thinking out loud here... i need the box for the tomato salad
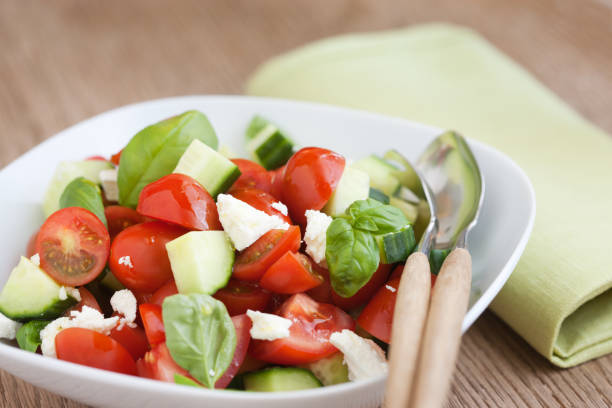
[0,111,436,391]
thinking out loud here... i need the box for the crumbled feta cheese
[304,210,333,265]
[40,306,119,358]
[385,284,397,293]
[217,194,289,251]
[0,313,22,340]
[30,253,40,266]
[247,310,292,341]
[118,255,133,268]
[330,329,388,381]
[58,286,81,302]
[99,168,119,202]
[271,201,288,216]
[110,289,137,330]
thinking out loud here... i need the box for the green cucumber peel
[163,294,236,388]
[118,111,218,208]
[59,177,107,226]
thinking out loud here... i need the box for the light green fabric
[246,24,612,367]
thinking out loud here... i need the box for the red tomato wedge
[139,303,165,346]
[109,325,149,361]
[230,188,292,224]
[150,280,178,306]
[282,147,345,227]
[35,207,110,286]
[332,263,392,311]
[137,174,221,231]
[228,159,273,195]
[268,165,286,201]
[105,206,146,240]
[56,328,137,375]
[250,293,354,365]
[356,277,400,343]
[215,314,252,389]
[109,221,186,293]
[233,225,301,281]
[213,279,271,316]
[260,252,323,294]
[64,287,101,316]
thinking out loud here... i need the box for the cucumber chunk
[246,123,294,170]
[59,177,107,226]
[166,231,234,295]
[389,197,418,224]
[368,187,390,204]
[244,367,322,392]
[304,352,349,386]
[173,140,241,198]
[323,166,370,217]
[0,257,77,321]
[352,156,400,196]
[43,160,114,217]
[375,225,416,264]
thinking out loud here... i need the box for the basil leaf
[325,218,380,297]
[174,374,203,387]
[118,111,218,208]
[59,177,107,226]
[16,320,50,353]
[348,199,409,234]
[163,294,236,388]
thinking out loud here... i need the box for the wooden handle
[384,252,431,408]
[409,248,472,408]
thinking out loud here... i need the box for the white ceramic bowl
[0,96,535,408]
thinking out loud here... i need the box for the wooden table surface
[2,1,612,407]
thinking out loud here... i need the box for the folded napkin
[246,24,612,367]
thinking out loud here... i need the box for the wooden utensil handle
[384,252,431,408]
[409,248,472,408]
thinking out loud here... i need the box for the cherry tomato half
[230,188,291,224]
[250,293,354,365]
[56,328,137,375]
[150,280,178,306]
[35,207,110,286]
[332,263,392,311]
[356,277,399,343]
[282,147,345,227]
[260,252,323,294]
[139,303,165,346]
[109,324,149,361]
[213,279,271,316]
[137,174,221,231]
[104,206,146,240]
[228,159,273,195]
[233,225,301,281]
[109,221,186,293]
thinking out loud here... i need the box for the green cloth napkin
[246,23,612,367]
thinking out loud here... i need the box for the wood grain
[1,0,612,407]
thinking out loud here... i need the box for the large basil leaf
[325,218,380,298]
[347,199,409,234]
[163,294,236,388]
[59,177,107,226]
[16,320,50,353]
[118,111,218,208]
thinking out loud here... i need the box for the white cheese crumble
[304,209,333,265]
[110,289,137,330]
[30,253,40,266]
[118,255,134,269]
[217,194,289,251]
[40,306,119,358]
[99,168,119,202]
[247,310,292,341]
[330,329,388,381]
[0,312,22,340]
[385,284,397,293]
[58,286,81,302]
[271,201,288,216]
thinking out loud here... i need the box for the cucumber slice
[375,225,416,264]
[166,231,234,295]
[352,156,400,196]
[368,187,390,204]
[0,257,77,321]
[59,177,107,226]
[304,352,349,386]
[389,197,418,224]
[244,367,322,392]
[173,140,241,198]
[43,160,114,217]
[322,166,369,217]
[246,124,294,170]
